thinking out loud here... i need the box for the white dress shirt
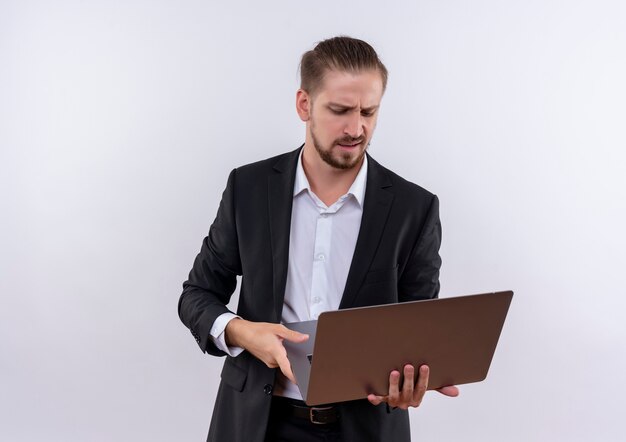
[210,150,368,400]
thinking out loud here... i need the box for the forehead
[314,69,384,106]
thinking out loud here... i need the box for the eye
[330,108,348,115]
[361,110,375,117]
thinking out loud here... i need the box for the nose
[344,112,364,139]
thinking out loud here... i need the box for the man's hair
[299,36,388,96]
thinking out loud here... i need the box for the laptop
[283,290,513,406]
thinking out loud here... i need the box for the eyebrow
[327,102,380,112]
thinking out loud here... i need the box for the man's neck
[301,143,364,207]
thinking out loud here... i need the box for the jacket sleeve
[398,194,442,302]
[178,168,242,356]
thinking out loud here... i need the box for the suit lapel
[339,155,394,309]
[267,147,301,322]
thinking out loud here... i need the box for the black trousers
[264,396,343,442]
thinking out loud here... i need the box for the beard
[310,122,369,170]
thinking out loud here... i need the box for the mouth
[337,140,362,149]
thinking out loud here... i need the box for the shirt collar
[294,148,368,207]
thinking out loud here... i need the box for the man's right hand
[224,318,309,384]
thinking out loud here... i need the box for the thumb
[276,353,297,384]
[276,325,309,343]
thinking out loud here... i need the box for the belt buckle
[309,406,333,425]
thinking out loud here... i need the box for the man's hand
[225,319,309,384]
[367,364,459,409]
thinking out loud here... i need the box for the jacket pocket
[363,264,399,285]
[220,356,247,392]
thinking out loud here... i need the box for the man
[179,36,458,442]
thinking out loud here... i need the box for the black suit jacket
[178,146,441,442]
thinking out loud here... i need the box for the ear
[295,89,311,121]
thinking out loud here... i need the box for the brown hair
[299,36,388,96]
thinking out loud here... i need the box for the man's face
[304,69,384,170]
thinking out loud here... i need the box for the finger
[367,394,386,406]
[388,370,401,404]
[401,364,415,402]
[276,352,297,384]
[436,385,460,397]
[276,325,309,343]
[413,365,429,404]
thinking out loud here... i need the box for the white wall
[1,1,625,440]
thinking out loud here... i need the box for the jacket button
[263,384,273,395]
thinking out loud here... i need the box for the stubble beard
[310,120,369,171]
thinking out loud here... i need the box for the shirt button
[317,254,325,262]
[263,384,273,395]
[321,213,328,218]
[312,296,321,304]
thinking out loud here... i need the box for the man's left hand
[367,364,459,409]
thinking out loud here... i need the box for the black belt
[272,396,340,425]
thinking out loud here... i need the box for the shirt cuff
[210,312,245,357]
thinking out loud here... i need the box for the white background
[1,1,625,441]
